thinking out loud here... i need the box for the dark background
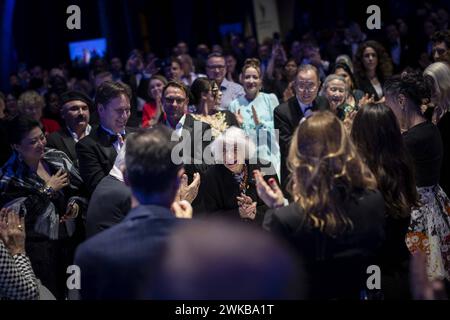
[1,0,449,90]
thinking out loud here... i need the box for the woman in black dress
[384,71,450,283]
[258,111,385,299]
[351,103,420,299]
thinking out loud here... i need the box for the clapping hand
[0,208,26,255]
[176,173,201,203]
[237,193,257,220]
[171,200,193,219]
[253,170,285,209]
[234,109,244,127]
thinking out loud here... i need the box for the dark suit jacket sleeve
[274,106,292,161]
[76,139,107,194]
[263,208,287,235]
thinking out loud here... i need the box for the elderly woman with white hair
[199,127,278,224]
[424,62,450,195]
[319,74,356,120]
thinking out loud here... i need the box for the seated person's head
[124,125,183,205]
[95,81,132,134]
[18,90,45,121]
[8,115,46,163]
[59,91,92,132]
[161,81,189,128]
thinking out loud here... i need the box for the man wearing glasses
[274,64,330,192]
[206,53,244,111]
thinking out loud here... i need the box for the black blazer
[356,77,384,101]
[76,126,133,195]
[263,189,385,299]
[46,126,82,167]
[274,96,329,191]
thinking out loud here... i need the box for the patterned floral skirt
[406,185,450,281]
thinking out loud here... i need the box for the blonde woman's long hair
[287,111,377,237]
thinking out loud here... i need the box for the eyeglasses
[164,97,186,104]
[296,82,317,92]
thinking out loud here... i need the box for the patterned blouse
[0,241,39,300]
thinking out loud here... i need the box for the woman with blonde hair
[423,62,450,195]
[229,58,281,179]
[258,111,385,299]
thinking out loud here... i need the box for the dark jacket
[85,175,132,238]
[75,204,181,299]
[76,126,133,194]
[46,126,87,167]
[263,189,385,299]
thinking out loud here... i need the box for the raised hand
[171,200,193,219]
[253,170,285,209]
[234,109,244,127]
[60,200,79,223]
[0,208,26,255]
[176,173,201,203]
[238,201,257,220]
[358,93,375,107]
[236,193,253,207]
[251,105,260,126]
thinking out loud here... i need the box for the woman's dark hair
[354,40,393,83]
[384,70,432,111]
[7,115,43,145]
[351,103,419,218]
[331,62,358,91]
[190,78,212,106]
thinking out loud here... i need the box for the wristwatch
[41,185,55,198]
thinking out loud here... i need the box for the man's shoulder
[275,97,297,114]
[223,79,243,90]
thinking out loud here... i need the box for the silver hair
[210,126,256,164]
[319,74,348,97]
[424,62,450,112]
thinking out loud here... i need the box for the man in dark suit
[75,125,191,299]
[76,81,133,194]
[46,91,93,167]
[274,64,329,191]
[85,146,132,238]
